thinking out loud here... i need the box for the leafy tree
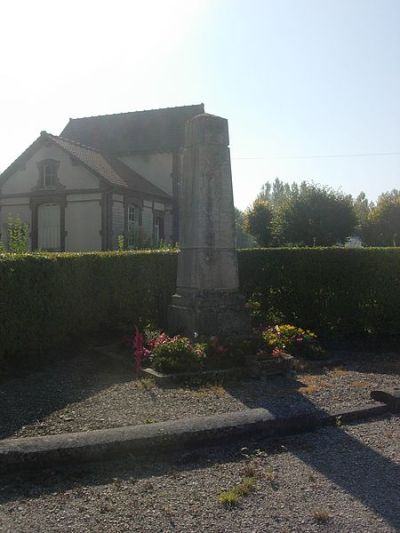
[353,191,373,227]
[235,208,257,248]
[243,199,273,247]
[258,177,293,206]
[363,190,400,246]
[273,182,357,246]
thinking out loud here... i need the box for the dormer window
[38,159,60,189]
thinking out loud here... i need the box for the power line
[232,151,400,161]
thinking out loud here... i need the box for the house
[0,104,205,251]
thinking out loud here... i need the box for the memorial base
[168,289,251,339]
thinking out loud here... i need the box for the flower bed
[123,323,324,378]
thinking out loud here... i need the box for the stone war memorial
[169,113,250,339]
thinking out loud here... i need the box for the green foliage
[239,247,400,338]
[3,247,400,365]
[243,199,274,247]
[151,335,204,373]
[353,191,373,230]
[218,477,255,507]
[273,183,357,246]
[246,180,356,247]
[262,324,324,359]
[257,177,293,206]
[218,490,240,507]
[117,234,125,252]
[0,251,177,363]
[235,208,257,248]
[7,215,29,253]
[363,190,400,246]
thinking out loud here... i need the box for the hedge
[0,251,177,361]
[1,248,400,362]
[239,248,400,339]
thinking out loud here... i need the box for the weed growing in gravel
[237,477,255,496]
[218,489,240,507]
[313,510,330,523]
[218,477,255,507]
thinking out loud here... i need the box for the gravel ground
[0,415,398,532]
[0,351,398,440]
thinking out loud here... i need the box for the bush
[239,248,400,339]
[151,335,204,373]
[0,251,177,364]
[262,324,324,359]
[2,248,400,365]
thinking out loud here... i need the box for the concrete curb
[0,399,395,472]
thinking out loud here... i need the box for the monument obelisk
[168,113,249,338]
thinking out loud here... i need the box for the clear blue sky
[2,0,399,209]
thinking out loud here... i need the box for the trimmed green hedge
[1,248,400,362]
[239,248,400,338]
[0,251,177,361]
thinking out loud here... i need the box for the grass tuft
[218,477,255,507]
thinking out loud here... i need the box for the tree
[273,182,357,246]
[234,208,257,248]
[363,190,400,246]
[353,191,373,227]
[243,199,273,247]
[257,177,293,206]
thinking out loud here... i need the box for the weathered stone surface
[0,403,390,471]
[169,113,250,337]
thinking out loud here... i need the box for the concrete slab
[0,401,392,472]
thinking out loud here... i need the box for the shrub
[6,215,29,253]
[151,335,205,373]
[262,324,324,359]
[0,251,177,364]
[2,247,400,366]
[238,248,400,338]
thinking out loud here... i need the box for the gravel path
[0,351,398,440]
[0,415,398,532]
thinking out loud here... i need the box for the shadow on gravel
[342,353,400,376]
[224,377,400,530]
[0,412,398,530]
[0,352,133,440]
[0,359,399,529]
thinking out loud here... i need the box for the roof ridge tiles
[67,103,204,122]
[50,134,103,154]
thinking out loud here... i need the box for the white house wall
[65,200,102,251]
[119,153,173,195]
[1,144,100,195]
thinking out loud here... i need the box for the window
[127,205,140,248]
[154,214,164,245]
[38,159,59,189]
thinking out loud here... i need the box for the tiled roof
[60,104,205,154]
[0,133,171,200]
[50,135,171,199]
[50,135,126,188]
